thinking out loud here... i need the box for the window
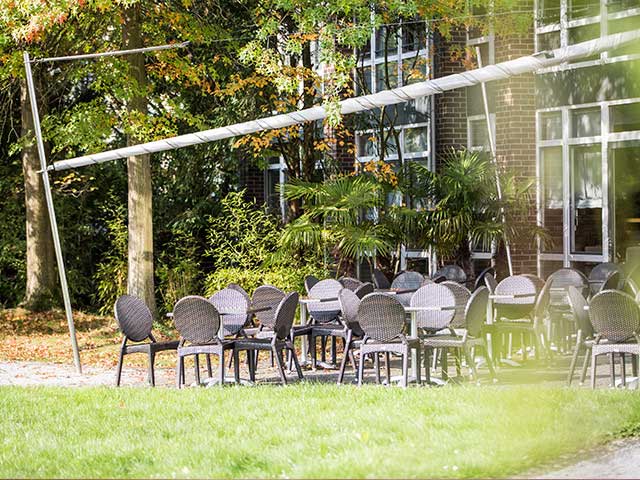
[354,21,432,167]
[611,102,640,132]
[466,34,496,153]
[535,0,640,70]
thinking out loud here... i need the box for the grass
[1,384,640,478]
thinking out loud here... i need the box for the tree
[123,4,156,316]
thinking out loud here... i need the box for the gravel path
[538,438,640,479]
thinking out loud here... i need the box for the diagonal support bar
[23,51,82,373]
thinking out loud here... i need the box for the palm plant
[280,174,394,275]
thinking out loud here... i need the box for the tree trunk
[123,5,157,318]
[20,80,57,311]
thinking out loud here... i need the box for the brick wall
[494,19,538,275]
[433,29,468,162]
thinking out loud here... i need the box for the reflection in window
[404,127,429,153]
[542,147,564,253]
[571,107,601,137]
[376,62,398,90]
[571,145,602,254]
[611,103,640,132]
[569,0,600,20]
[538,31,561,51]
[540,111,562,140]
[537,0,561,25]
[469,118,491,149]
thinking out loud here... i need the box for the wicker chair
[473,267,495,291]
[421,287,496,383]
[600,270,622,292]
[114,295,179,387]
[304,275,320,294]
[357,293,421,387]
[307,279,343,365]
[566,286,595,385]
[589,290,640,388]
[434,265,467,284]
[233,292,303,385]
[390,271,423,306]
[489,275,548,362]
[372,268,391,290]
[589,263,624,295]
[227,283,251,304]
[441,281,472,330]
[484,272,498,294]
[354,282,374,299]
[248,285,310,369]
[409,283,457,333]
[546,268,589,352]
[336,289,364,384]
[209,288,250,337]
[432,274,447,283]
[339,276,363,291]
[173,296,235,388]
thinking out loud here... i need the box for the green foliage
[204,191,327,295]
[207,191,281,270]
[93,203,128,316]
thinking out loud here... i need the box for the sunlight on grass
[1,384,639,478]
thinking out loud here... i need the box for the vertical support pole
[23,51,82,373]
[476,46,514,276]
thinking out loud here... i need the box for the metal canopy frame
[22,30,640,373]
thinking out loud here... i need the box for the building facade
[241,0,640,278]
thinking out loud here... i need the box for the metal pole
[33,41,189,63]
[476,46,514,276]
[23,51,82,373]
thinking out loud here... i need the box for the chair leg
[219,351,225,386]
[374,353,381,384]
[337,333,352,385]
[331,336,337,365]
[621,353,627,388]
[580,347,591,385]
[609,353,616,387]
[249,350,256,382]
[385,352,391,384]
[358,352,366,386]
[207,354,213,378]
[321,336,327,363]
[233,349,240,384]
[176,355,184,389]
[288,342,303,380]
[464,345,477,382]
[148,350,156,387]
[194,355,201,385]
[591,352,598,389]
[349,350,358,375]
[567,333,582,386]
[415,346,421,385]
[310,334,317,369]
[424,347,431,385]
[401,351,408,388]
[115,340,126,387]
[273,347,287,385]
[441,348,449,380]
[483,342,497,380]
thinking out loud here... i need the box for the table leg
[300,301,308,365]
[411,311,418,379]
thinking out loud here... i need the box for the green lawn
[1,384,639,478]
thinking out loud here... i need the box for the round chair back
[251,285,285,329]
[410,283,457,331]
[354,282,374,299]
[548,268,588,305]
[589,263,623,295]
[339,276,363,291]
[114,295,153,342]
[339,288,363,337]
[567,285,593,339]
[589,290,640,343]
[600,270,622,292]
[227,283,250,304]
[484,273,498,294]
[209,288,249,336]
[304,275,320,294]
[434,265,467,284]
[173,296,220,344]
[372,268,391,290]
[273,292,299,340]
[390,271,424,290]
[308,279,342,323]
[494,275,538,320]
[474,267,495,292]
[465,287,489,338]
[441,281,472,328]
[358,293,405,342]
